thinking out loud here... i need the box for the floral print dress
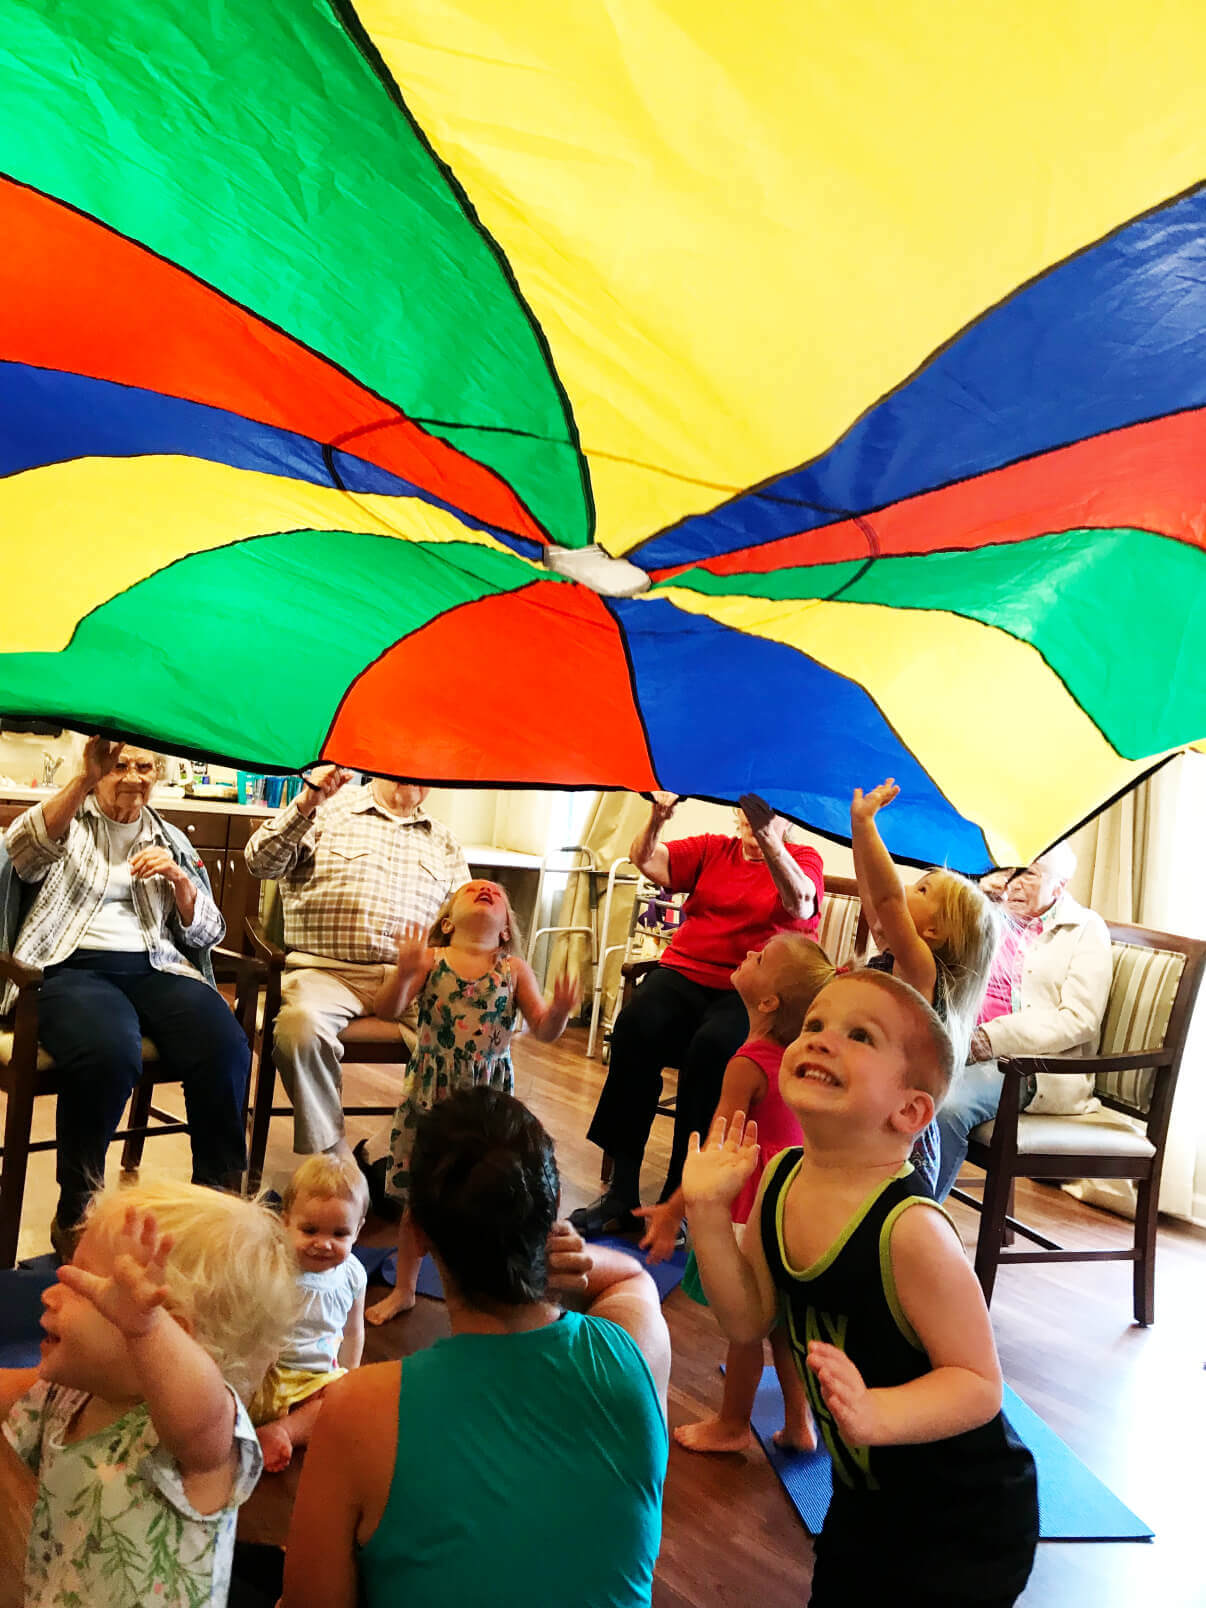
[387,953,519,1202]
[3,1379,260,1608]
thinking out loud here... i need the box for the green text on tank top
[760,1148,954,1493]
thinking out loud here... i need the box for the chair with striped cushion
[814,875,870,970]
[959,921,1206,1325]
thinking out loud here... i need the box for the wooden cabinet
[0,796,269,947]
[159,808,266,943]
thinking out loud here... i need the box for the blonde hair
[841,969,956,1105]
[761,934,836,1046]
[429,881,523,958]
[282,1153,369,1222]
[85,1181,300,1404]
[925,869,1003,1069]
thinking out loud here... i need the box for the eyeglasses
[112,760,156,777]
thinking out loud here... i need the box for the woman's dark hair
[408,1088,559,1308]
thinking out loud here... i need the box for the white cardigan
[982,892,1112,1114]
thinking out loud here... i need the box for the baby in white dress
[251,1153,368,1471]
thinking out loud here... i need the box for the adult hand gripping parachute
[1,1,1203,868]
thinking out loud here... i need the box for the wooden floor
[2,1027,1204,1607]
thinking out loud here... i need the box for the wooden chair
[244,881,410,1190]
[601,875,870,1181]
[950,921,1206,1325]
[0,947,262,1270]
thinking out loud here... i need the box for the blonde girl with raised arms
[367,879,578,1323]
[252,1153,369,1472]
[850,779,1000,1190]
[0,1179,298,1608]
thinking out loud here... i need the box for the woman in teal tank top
[279,1089,670,1608]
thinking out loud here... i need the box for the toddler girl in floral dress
[0,1179,297,1608]
[366,880,577,1323]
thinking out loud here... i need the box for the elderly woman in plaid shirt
[2,737,249,1257]
[244,765,470,1162]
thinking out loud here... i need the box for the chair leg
[600,1151,614,1187]
[973,1164,1014,1308]
[1002,1179,1016,1247]
[1133,1177,1158,1326]
[247,1046,276,1194]
[120,1071,156,1173]
[0,1074,37,1269]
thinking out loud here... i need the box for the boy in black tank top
[683,970,1037,1607]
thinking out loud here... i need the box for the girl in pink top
[637,932,834,1453]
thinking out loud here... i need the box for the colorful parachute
[1,1,1204,868]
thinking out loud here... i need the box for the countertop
[0,786,274,818]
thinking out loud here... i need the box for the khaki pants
[273,957,418,1154]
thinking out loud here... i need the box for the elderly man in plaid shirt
[245,766,470,1159]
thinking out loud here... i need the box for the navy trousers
[37,951,250,1227]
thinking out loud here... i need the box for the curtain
[1066,754,1206,1225]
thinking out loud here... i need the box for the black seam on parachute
[647,398,1206,580]
[621,594,992,872]
[654,496,1206,584]
[597,599,663,791]
[326,0,595,547]
[628,177,1206,565]
[314,573,564,759]
[0,169,554,545]
[318,443,545,564]
[663,523,1190,760]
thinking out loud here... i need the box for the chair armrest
[211,946,267,980]
[620,958,659,983]
[0,953,43,991]
[244,917,287,969]
[999,1050,1169,1078]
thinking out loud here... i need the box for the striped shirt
[244,786,470,965]
[3,797,224,1010]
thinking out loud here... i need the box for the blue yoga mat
[747,1367,1152,1542]
[359,1236,688,1304]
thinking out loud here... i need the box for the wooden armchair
[0,946,262,1269]
[951,921,1206,1325]
[244,881,410,1191]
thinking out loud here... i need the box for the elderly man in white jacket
[934,842,1112,1200]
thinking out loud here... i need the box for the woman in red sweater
[571,792,823,1236]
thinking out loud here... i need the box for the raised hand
[58,1207,173,1339]
[806,1341,883,1445]
[297,763,352,813]
[550,971,580,1018]
[851,779,900,824]
[81,735,123,790]
[737,793,775,834]
[393,920,436,979]
[649,791,680,821]
[546,1221,592,1295]
[633,1199,683,1266]
[681,1112,760,1213]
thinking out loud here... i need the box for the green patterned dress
[3,1379,260,1607]
[387,954,519,1202]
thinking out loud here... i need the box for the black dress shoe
[568,1192,641,1238]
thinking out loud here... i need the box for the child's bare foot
[257,1419,295,1473]
[673,1415,752,1454]
[366,1287,415,1325]
[773,1407,818,1452]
